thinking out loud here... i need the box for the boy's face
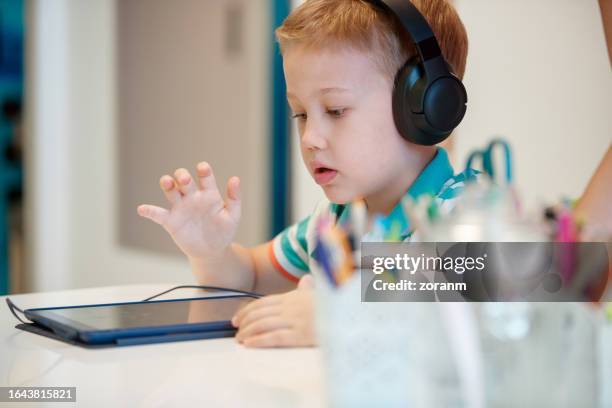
[284,44,416,206]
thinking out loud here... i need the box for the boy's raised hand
[137,162,241,260]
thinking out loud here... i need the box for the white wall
[25,0,270,292]
[453,0,611,208]
[25,0,188,292]
[25,0,72,291]
[116,0,270,256]
[290,0,612,222]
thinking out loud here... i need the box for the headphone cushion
[394,57,426,114]
[392,58,426,142]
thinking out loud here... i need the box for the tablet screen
[30,296,254,331]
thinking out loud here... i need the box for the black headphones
[366,0,467,145]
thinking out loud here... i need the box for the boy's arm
[188,241,298,295]
[574,146,612,235]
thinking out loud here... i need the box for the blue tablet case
[10,295,252,348]
[15,322,236,349]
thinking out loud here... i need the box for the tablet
[24,295,256,345]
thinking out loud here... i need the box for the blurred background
[0,0,610,295]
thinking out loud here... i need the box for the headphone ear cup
[392,58,467,146]
[392,58,430,145]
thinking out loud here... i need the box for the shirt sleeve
[269,215,312,282]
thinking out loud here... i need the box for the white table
[3,285,611,408]
[0,284,326,408]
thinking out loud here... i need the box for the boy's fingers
[242,329,295,348]
[196,162,219,192]
[236,317,289,342]
[232,305,280,329]
[232,295,282,326]
[137,205,169,226]
[173,168,198,195]
[225,177,241,221]
[160,175,182,204]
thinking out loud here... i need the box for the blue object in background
[0,0,24,295]
[269,0,291,238]
[465,138,513,185]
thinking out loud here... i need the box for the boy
[137,0,471,348]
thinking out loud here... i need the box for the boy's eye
[291,113,307,121]
[290,108,346,121]
[327,108,346,118]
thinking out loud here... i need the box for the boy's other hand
[137,162,241,260]
[232,275,316,348]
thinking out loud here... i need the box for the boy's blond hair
[275,0,468,81]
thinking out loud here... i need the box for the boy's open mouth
[313,167,338,185]
[315,167,333,174]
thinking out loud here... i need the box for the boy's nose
[301,123,328,151]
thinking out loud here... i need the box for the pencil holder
[314,271,461,408]
[478,302,599,407]
[601,307,612,407]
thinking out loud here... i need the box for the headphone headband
[368,0,446,80]
[365,0,468,145]
[369,0,439,47]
